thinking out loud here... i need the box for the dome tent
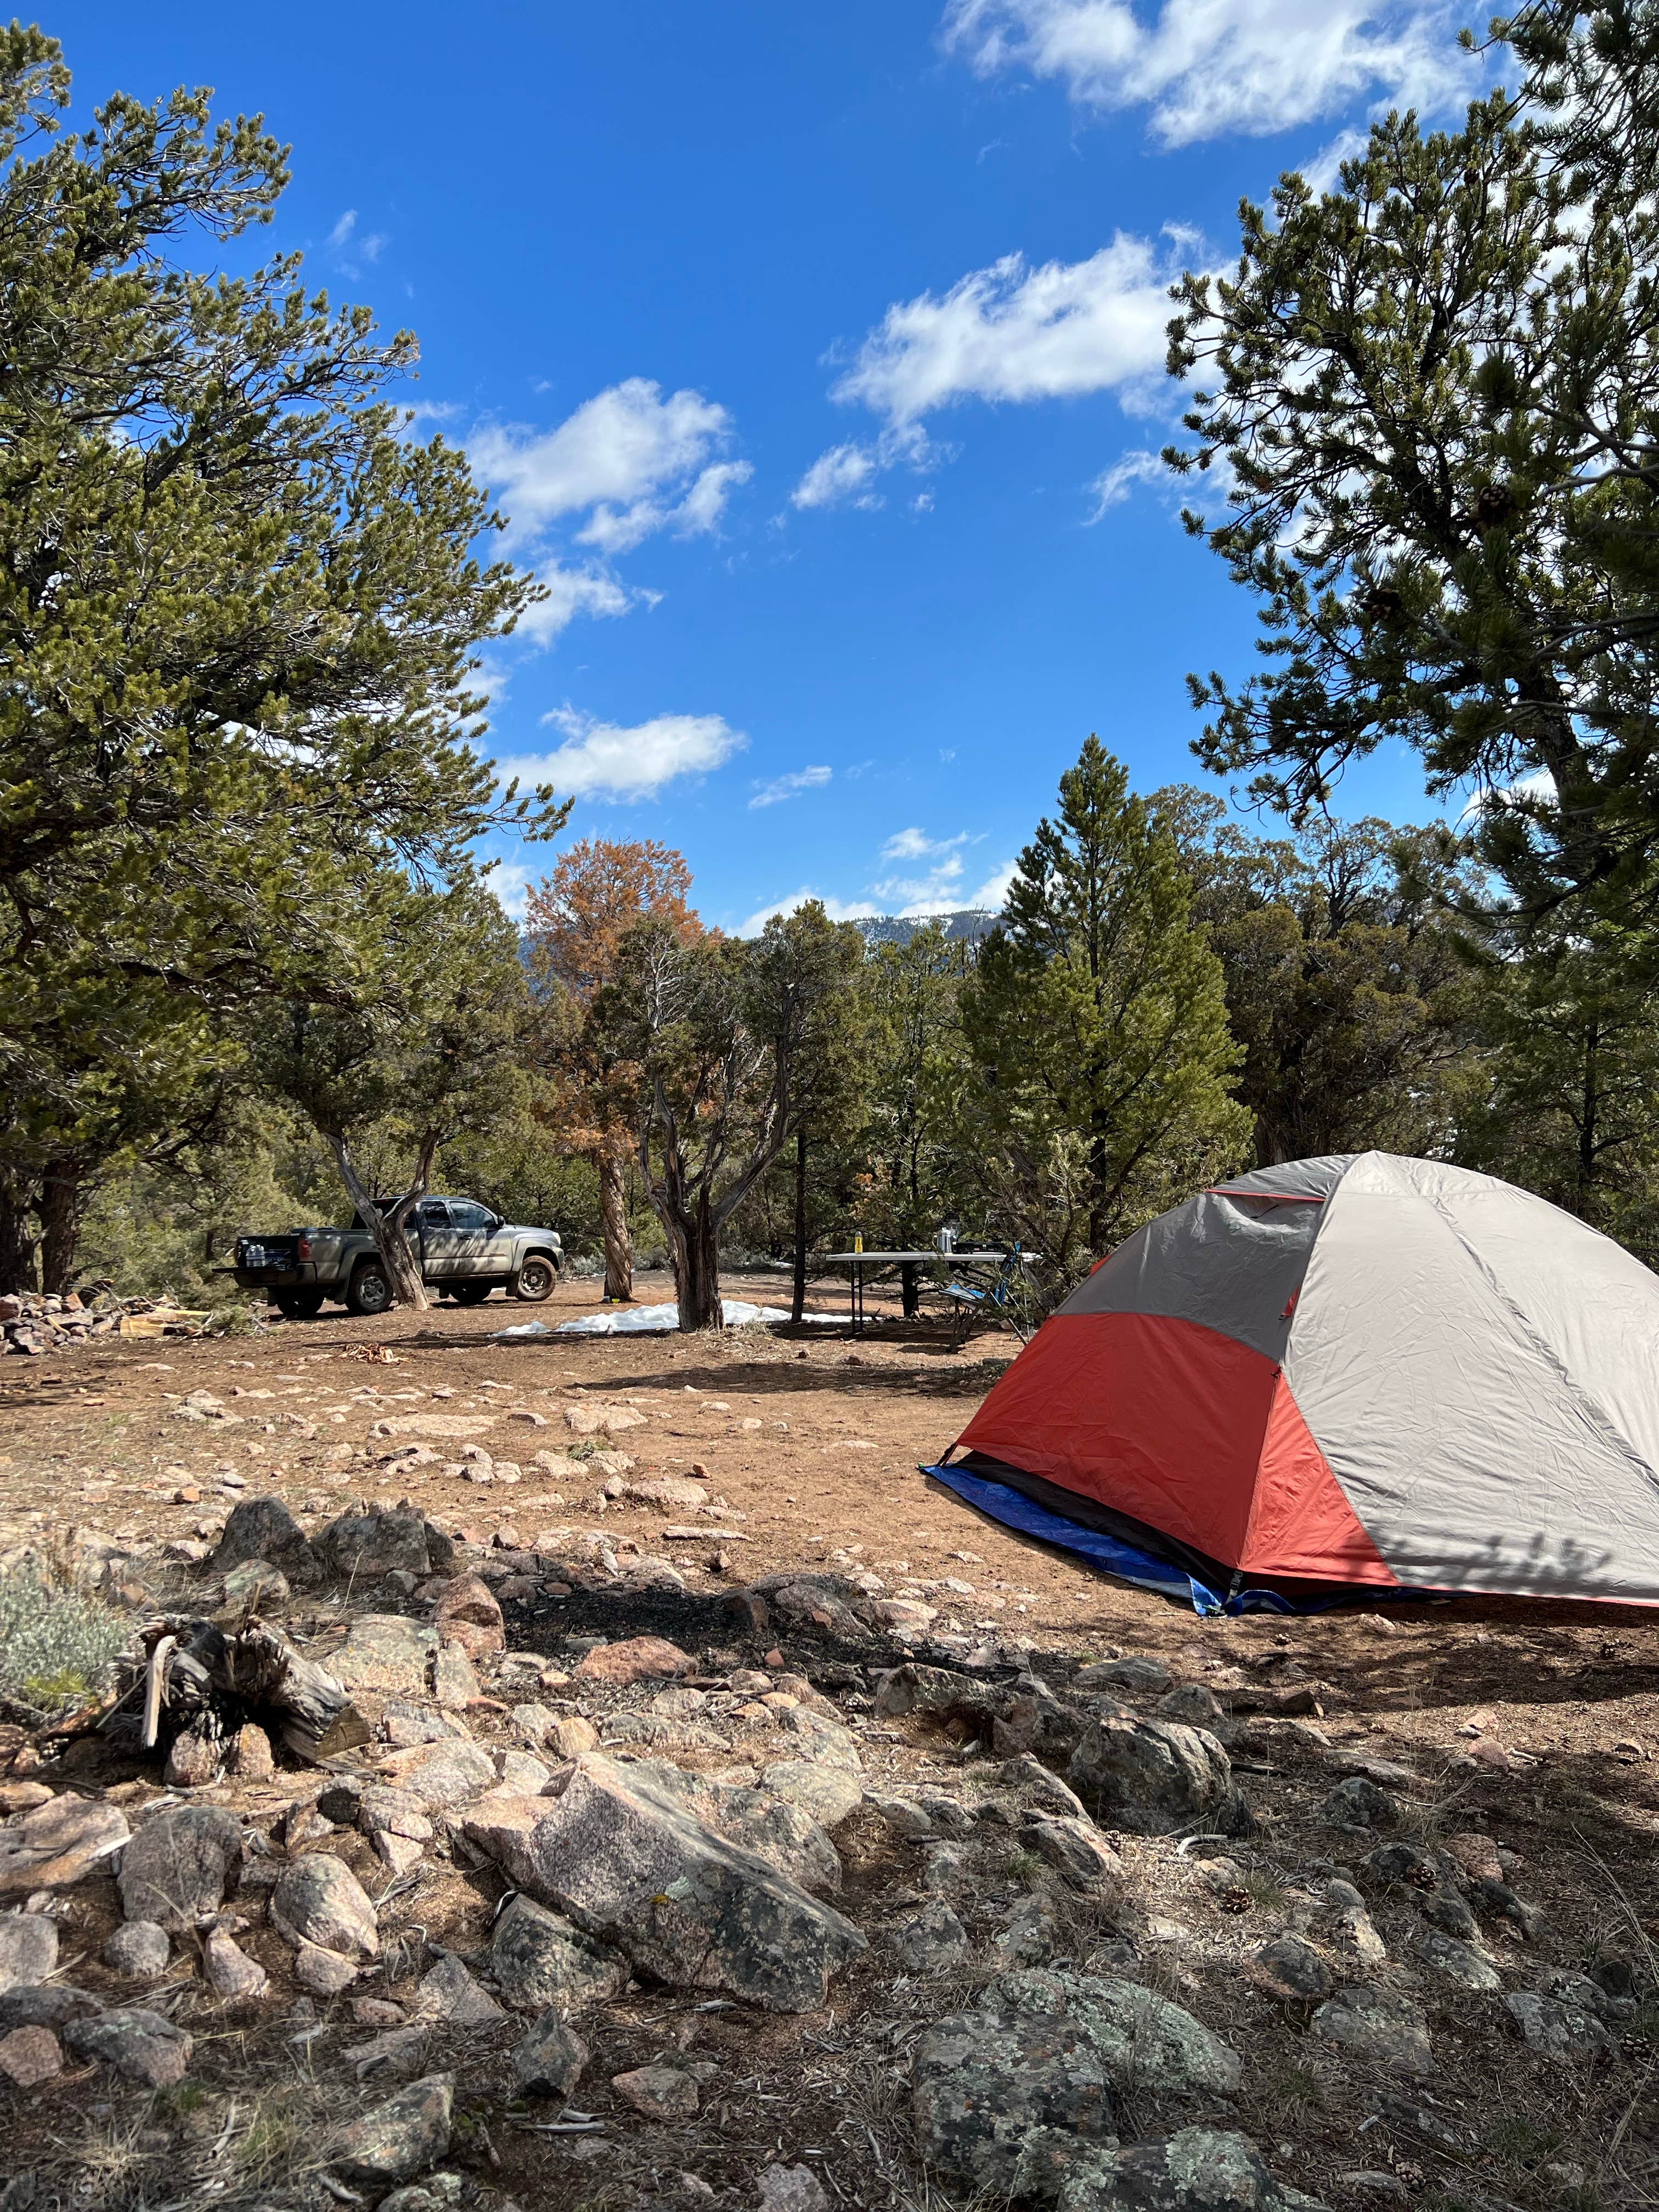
[927,1153,1659,1613]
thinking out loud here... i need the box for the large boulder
[210,1496,322,1585]
[0,1913,57,1994]
[333,1617,438,1696]
[318,1508,432,1582]
[1055,2129,1329,2212]
[915,1970,1240,2194]
[1068,1718,1244,1835]
[489,1893,626,2013]
[117,1807,242,1930]
[467,1752,865,2012]
[633,1759,842,1895]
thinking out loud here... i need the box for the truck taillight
[297,1238,312,1261]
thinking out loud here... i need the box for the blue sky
[72,2,1488,933]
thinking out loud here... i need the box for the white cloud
[471,380,746,552]
[742,842,1018,935]
[740,889,884,936]
[750,765,833,809]
[939,0,1477,148]
[790,422,936,513]
[511,562,635,646]
[486,860,535,921]
[881,827,970,861]
[329,210,357,250]
[1086,447,1167,517]
[497,707,747,802]
[792,442,884,512]
[832,238,1180,428]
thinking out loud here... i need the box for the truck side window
[419,1201,452,1228]
[448,1201,492,1231]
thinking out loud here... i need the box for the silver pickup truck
[230,1196,562,1318]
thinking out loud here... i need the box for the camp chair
[934,1244,1040,1346]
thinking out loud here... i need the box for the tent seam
[1411,1173,1659,1501]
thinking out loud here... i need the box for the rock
[165,1722,224,1788]
[1321,1777,1398,1830]
[510,1702,556,1747]
[211,1497,321,1584]
[117,1805,241,1929]
[915,1968,1239,2190]
[0,1983,97,2033]
[331,2072,455,2185]
[1158,1683,1227,1728]
[104,1920,170,1979]
[1505,1993,1614,2057]
[1443,1831,1503,1883]
[1472,1877,1543,1940]
[433,1644,479,1707]
[319,1507,432,1582]
[1068,1718,1243,1835]
[222,1556,292,1610]
[204,1929,269,2000]
[499,1750,554,1793]
[0,2023,61,2086]
[377,1736,496,1810]
[870,1793,935,1839]
[0,1912,57,1994]
[1419,1890,1481,1942]
[228,1724,276,1782]
[552,1715,600,1759]
[270,1854,379,1959]
[868,1598,940,1635]
[1053,2127,1326,2212]
[344,2024,435,2081]
[575,1635,693,1685]
[335,1615,438,1695]
[1325,1881,1386,1968]
[477,1753,865,2012]
[619,1475,707,1508]
[514,2007,589,2097]
[432,1575,505,1660]
[1413,1932,1500,1992]
[566,1401,646,1434]
[296,1941,360,1995]
[415,1952,505,2026]
[360,1786,435,1875]
[758,2168,830,2212]
[758,1761,865,1830]
[629,1763,843,1895]
[1076,1656,1172,1695]
[1312,1986,1432,2075]
[0,1792,129,1899]
[65,2007,193,2088]
[893,1901,971,1972]
[1024,1816,1122,1893]
[489,1893,626,2014]
[1251,1936,1333,2005]
[614,2062,699,2119]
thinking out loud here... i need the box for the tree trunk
[599,1150,634,1302]
[327,1137,429,1311]
[680,1195,724,1331]
[791,1127,808,1325]
[0,1181,38,1295]
[38,1156,83,1297]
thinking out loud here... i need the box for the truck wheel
[452,1282,492,1306]
[347,1259,393,1317]
[512,1255,557,1302]
[273,1290,325,1319]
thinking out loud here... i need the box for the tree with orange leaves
[524,839,701,1301]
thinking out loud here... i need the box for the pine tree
[958,737,1249,1286]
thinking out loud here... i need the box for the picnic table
[816,1248,1030,1336]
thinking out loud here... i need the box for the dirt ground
[4,1266,1659,2212]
